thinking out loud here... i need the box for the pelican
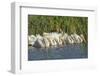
[58,38,63,45]
[80,34,86,43]
[43,32,50,37]
[33,39,45,48]
[67,36,74,44]
[52,39,57,46]
[70,33,83,43]
[33,34,46,48]
[31,32,85,48]
[43,37,50,48]
[36,34,43,40]
[28,35,36,46]
[47,37,57,46]
[62,33,68,44]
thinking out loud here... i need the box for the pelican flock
[28,32,86,48]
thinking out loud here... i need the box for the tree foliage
[28,15,88,41]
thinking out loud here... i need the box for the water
[28,43,88,61]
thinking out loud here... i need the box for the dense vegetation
[28,15,88,41]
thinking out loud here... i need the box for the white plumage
[28,32,85,48]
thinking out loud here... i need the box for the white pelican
[47,37,57,46]
[62,33,68,44]
[67,36,74,44]
[58,38,63,45]
[80,34,86,43]
[31,32,85,48]
[43,37,50,48]
[33,39,45,48]
[28,35,36,46]
[70,33,83,43]
[36,34,43,40]
[52,39,57,46]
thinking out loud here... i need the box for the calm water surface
[28,43,88,61]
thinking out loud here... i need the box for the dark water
[28,43,88,61]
